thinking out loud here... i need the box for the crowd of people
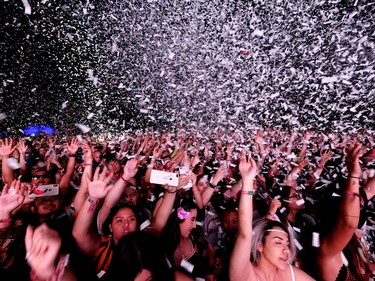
[0,128,374,281]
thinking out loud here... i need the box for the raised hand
[81,141,93,160]
[191,153,200,168]
[297,158,309,169]
[268,199,282,215]
[0,138,17,157]
[303,131,313,141]
[212,164,226,185]
[204,143,210,161]
[16,139,28,154]
[0,179,25,215]
[344,142,363,178]
[48,138,55,149]
[87,167,114,200]
[68,137,79,155]
[177,173,190,189]
[226,142,235,158]
[25,223,61,280]
[318,149,333,167]
[255,130,263,145]
[122,158,138,181]
[238,149,257,182]
[152,144,163,160]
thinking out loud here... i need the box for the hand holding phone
[150,170,179,186]
[28,184,60,198]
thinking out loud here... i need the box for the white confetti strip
[21,0,32,15]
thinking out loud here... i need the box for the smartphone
[150,170,179,186]
[28,184,60,198]
[178,166,193,189]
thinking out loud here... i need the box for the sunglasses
[288,192,303,199]
[32,174,50,180]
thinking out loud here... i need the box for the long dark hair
[160,198,197,265]
[101,202,141,235]
[105,232,173,281]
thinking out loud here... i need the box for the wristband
[87,197,98,213]
[69,153,76,157]
[166,189,177,194]
[121,176,128,183]
[348,175,360,179]
[209,182,217,189]
[83,163,92,167]
[345,190,364,205]
[241,190,254,196]
[0,218,12,223]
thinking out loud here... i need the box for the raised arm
[97,159,138,232]
[72,141,93,213]
[25,223,77,281]
[72,167,113,256]
[16,139,28,176]
[0,179,25,231]
[144,145,163,184]
[318,142,362,259]
[284,158,309,188]
[0,138,17,186]
[201,164,226,206]
[59,137,79,196]
[307,148,333,190]
[190,172,204,209]
[229,150,257,281]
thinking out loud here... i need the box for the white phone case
[150,170,179,186]
[28,184,60,198]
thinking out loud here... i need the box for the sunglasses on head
[32,174,49,180]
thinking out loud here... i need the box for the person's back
[104,231,174,281]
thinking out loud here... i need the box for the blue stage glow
[23,125,55,136]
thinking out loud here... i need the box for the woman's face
[110,207,138,244]
[287,188,305,211]
[197,178,208,193]
[122,186,138,206]
[179,208,197,238]
[222,210,238,234]
[258,227,291,270]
